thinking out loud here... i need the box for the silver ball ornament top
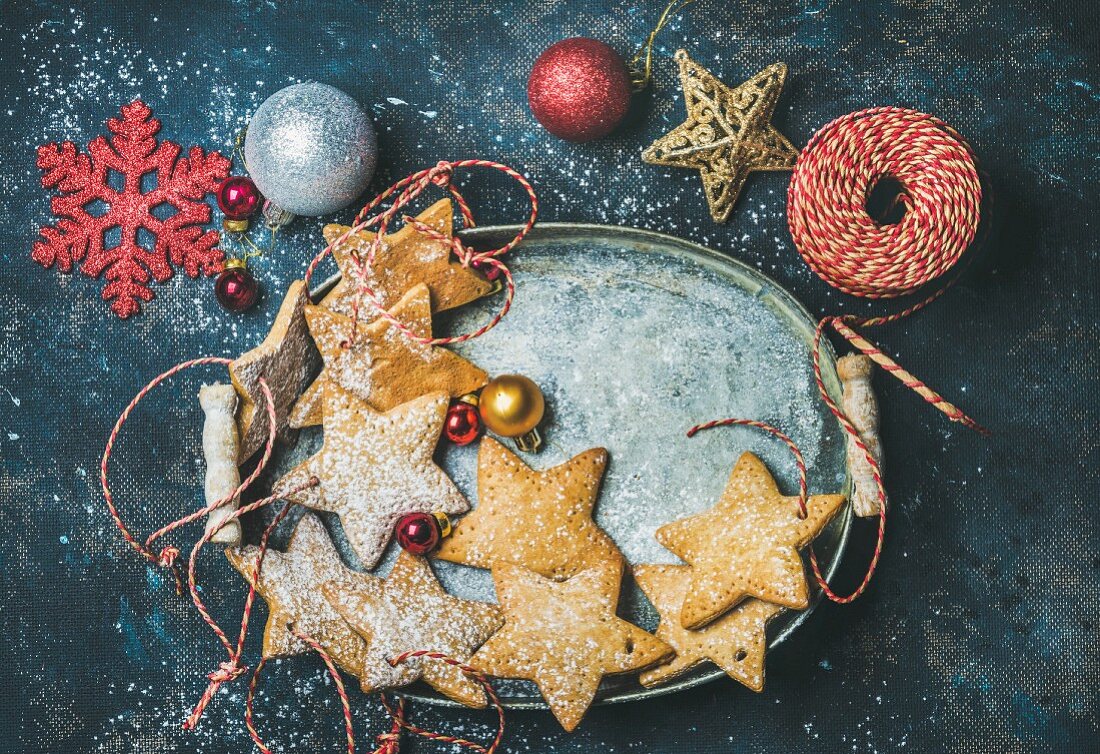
[244,83,378,217]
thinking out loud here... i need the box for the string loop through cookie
[304,159,538,349]
[686,416,886,603]
[101,352,508,743]
[98,355,321,727]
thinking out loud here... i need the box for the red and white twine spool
[788,107,988,435]
[788,106,982,298]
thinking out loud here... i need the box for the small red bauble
[216,176,261,220]
[395,512,451,555]
[527,37,633,142]
[214,259,259,312]
[444,399,482,446]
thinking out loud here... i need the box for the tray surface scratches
[287,223,850,708]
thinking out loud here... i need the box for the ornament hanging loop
[628,0,698,90]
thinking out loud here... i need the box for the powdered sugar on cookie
[276,387,468,569]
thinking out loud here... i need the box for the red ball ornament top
[395,512,452,556]
[214,259,259,312]
[527,37,633,142]
[444,397,482,446]
[217,176,261,220]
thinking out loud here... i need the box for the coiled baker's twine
[789,107,989,436]
[788,106,982,299]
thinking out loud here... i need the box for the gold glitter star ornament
[642,51,799,223]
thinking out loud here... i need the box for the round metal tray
[298,222,850,709]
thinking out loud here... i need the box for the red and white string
[303,159,539,350]
[99,161,529,751]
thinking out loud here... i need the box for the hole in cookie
[735,648,747,662]
[625,638,635,654]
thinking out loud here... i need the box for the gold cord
[628,0,697,91]
[224,126,279,263]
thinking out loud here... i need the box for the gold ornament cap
[479,374,545,451]
[514,427,543,453]
[223,218,250,234]
[223,257,248,271]
[433,511,453,539]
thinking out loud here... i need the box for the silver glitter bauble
[244,83,377,217]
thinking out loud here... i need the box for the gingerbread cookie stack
[225,201,501,703]
[435,438,668,729]
[634,451,845,692]
[217,199,847,731]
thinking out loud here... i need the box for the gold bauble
[479,374,545,437]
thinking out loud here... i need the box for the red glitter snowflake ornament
[33,100,230,318]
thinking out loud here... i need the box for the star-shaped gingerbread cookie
[320,198,493,317]
[275,386,469,569]
[642,51,799,223]
[634,564,784,691]
[655,451,845,629]
[229,280,320,461]
[224,513,368,677]
[434,437,622,581]
[289,283,488,429]
[470,561,672,731]
[322,551,502,708]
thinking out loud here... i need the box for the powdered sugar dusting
[278,227,850,704]
[435,231,847,588]
[323,552,501,705]
[225,513,368,676]
[278,389,468,568]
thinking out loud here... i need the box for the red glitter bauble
[214,261,259,312]
[527,37,632,142]
[395,512,442,555]
[217,176,261,220]
[444,400,482,446]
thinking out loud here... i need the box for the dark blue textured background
[0,1,1097,752]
